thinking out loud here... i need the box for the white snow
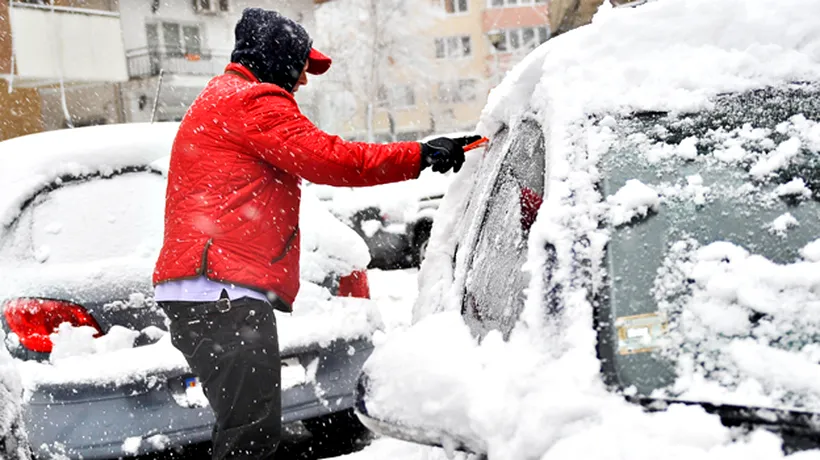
[121,436,141,454]
[146,434,170,450]
[767,212,800,236]
[774,178,812,199]
[655,241,820,411]
[360,1,820,459]
[607,179,661,226]
[477,0,820,137]
[801,239,820,262]
[0,123,178,231]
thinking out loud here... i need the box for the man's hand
[420,135,483,174]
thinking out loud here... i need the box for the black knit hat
[230,8,317,92]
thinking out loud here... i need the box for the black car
[355,81,820,456]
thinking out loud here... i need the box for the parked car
[306,131,482,270]
[355,0,820,457]
[0,123,379,459]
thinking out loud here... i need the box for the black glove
[419,135,482,174]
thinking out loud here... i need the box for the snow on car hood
[363,1,820,458]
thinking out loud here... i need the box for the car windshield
[599,85,820,413]
[2,171,165,264]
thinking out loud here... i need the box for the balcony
[126,48,230,79]
[3,1,127,85]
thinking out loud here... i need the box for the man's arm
[243,90,421,187]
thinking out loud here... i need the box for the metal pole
[150,69,165,123]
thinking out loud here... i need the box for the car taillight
[520,187,543,233]
[3,298,103,353]
[338,270,371,299]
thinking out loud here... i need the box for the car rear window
[599,85,820,411]
[5,171,165,264]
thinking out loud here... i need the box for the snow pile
[363,0,820,458]
[655,240,820,410]
[775,178,812,199]
[801,239,820,262]
[49,324,139,363]
[768,212,800,236]
[0,123,177,232]
[606,179,660,226]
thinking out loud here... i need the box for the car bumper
[25,339,373,459]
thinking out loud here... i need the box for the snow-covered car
[356,0,820,458]
[0,330,30,460]
[0,123,380,458]
[306,131,480,269]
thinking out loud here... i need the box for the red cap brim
[307,48,332,75]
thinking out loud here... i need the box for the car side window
[462,119,546,339]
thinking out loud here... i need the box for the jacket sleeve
[242,89,421,187]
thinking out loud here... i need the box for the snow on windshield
[655,239,820,410]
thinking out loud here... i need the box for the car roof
[476,0,820,137]
[0,123,179,227]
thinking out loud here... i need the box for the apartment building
[0,0,319,141]
[118,0,318,123]
[0,0,128,140]
[326,0,551,142]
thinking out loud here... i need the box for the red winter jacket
[153,63,421,309]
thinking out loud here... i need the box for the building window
[438,79,478,104]
[488,0,546,7]
[195,0,229,14]
[148,22,203,57]
[442,0,468,14]
[378,85,416,109]
[489,26,549,53]
[435,35,472,59]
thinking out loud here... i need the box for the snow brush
[464,137,489,152]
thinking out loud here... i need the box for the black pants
[161,295,284,460]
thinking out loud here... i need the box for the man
[152,8,479,460]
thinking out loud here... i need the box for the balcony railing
[126,48,230,79]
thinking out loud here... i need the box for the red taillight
[338,270,371,299]
[3,298,103,353]
[520,187,543,233]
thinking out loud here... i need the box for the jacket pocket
[270,227,299,264]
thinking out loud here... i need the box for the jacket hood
[230,8,312,92]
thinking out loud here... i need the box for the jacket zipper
[198,238,213,275]
[271,228,299,264]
